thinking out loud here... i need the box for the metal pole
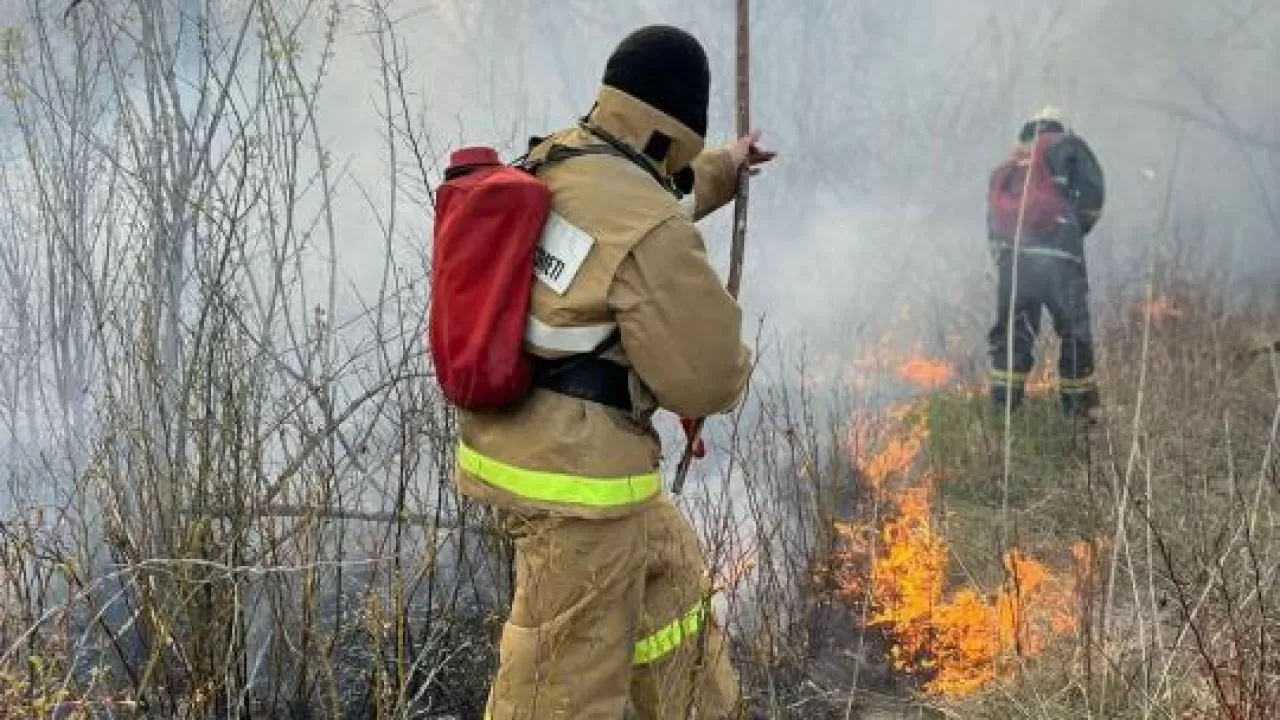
[672,0,751,495]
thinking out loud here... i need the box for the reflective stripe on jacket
[455,86,751,519]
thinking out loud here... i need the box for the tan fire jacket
[455,85,752,519]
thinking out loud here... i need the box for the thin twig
[180,504,457,528]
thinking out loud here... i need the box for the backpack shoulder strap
[577,121,682,198]
[515,124,683,199]
[517,143,625,177]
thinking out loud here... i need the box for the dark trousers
[987,249,1098,415]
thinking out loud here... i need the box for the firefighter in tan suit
[455,25,774,719]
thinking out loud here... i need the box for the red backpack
[429,147,547,411]
[988,133,1067,243]
[429,141,650,412]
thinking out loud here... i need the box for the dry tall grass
[1,1,1277,719]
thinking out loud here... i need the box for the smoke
[300,0,1279,375]
[0,0,1273,361]
[2,0,1276,506]
[0,2,1273,709]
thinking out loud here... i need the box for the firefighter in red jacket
[987,106,1106,420]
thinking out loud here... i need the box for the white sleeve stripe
[525,315,618,353]
[679,192,697,218]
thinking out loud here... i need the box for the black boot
[1061,389,1100,426]
[990,383,1026,413]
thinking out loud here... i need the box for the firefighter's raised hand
[729,130,776,176]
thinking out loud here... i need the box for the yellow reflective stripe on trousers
[1059,374,1097,393]
[990,242,1082,264]
[633,602,705,666]
[457,443,660,508]
[988,369,1028,384]
[1017,246,1082,263]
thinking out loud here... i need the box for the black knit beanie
[602,25,710,138]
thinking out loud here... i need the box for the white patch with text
[533,212,594,296]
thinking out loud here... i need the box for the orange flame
[835,404,1082,697]
[848,404,928,491]
[898,358,955,390]
[863,426,927,489]
[716,550,759,595]
[1144,297,1182,322]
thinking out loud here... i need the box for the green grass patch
[918,390,1103,589]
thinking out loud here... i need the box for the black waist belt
[530,355,633,413]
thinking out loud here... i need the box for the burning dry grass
[823,275,1279,717]
[953,288,1274,718]
[835,403,1086,700]
[1144,296,1183,323]
[897,359,954,390]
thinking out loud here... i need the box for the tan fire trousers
[484,496,740,719]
